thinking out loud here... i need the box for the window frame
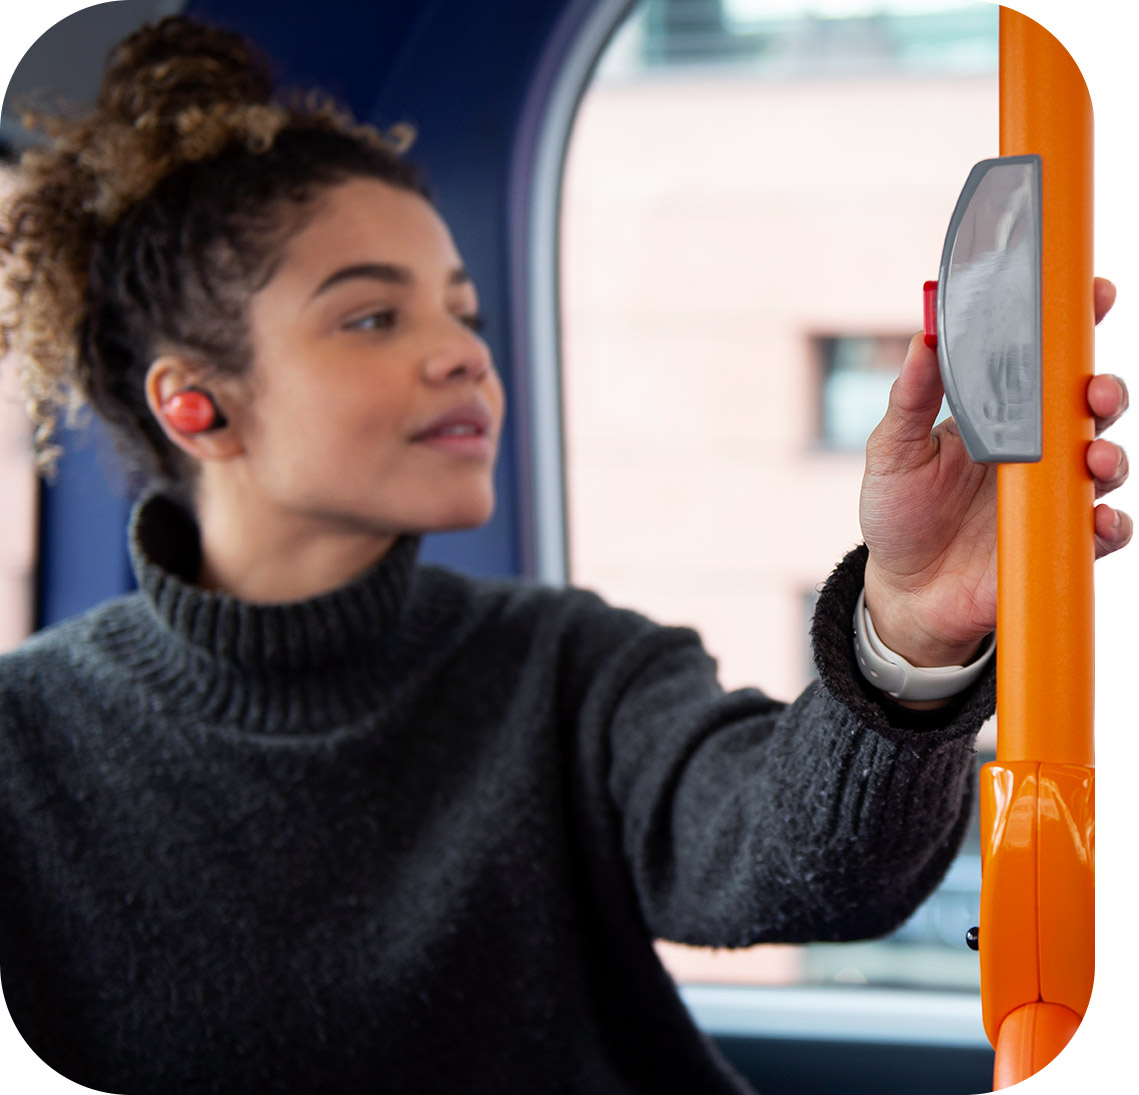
[507,0,637,583]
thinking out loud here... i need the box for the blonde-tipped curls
[0,16,419,482]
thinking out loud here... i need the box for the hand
[859,277,1131,674]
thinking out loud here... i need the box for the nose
[421,320,494,385]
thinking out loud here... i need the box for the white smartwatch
[852,588,995,702]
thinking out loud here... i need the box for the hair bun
[99,16,274,129]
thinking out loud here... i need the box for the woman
[0,15,1129,1095]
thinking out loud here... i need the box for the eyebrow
[310,262,471,299]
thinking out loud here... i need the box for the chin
[416,492,496,534]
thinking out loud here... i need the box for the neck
[193,479,398,604]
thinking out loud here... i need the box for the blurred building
[0,164,36,655]
[560,0,999,988]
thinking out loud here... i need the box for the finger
[1089,373,1130,435]
[867,333,945,463]
[1094,277,1117,325]
[1094,504,1133,559]
[1087,439,1128,498]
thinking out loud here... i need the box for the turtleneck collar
[115,493,441,737]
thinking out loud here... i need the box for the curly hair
[0,15,425,494]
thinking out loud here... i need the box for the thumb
[866,332,945,468]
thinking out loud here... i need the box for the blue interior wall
[36,422,136,627]
[37,0,589,627]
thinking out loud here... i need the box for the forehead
[272,177,463,290]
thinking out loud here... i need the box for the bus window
[560,0,998,997]
[0,163,36,655]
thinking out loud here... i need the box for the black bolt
[966,926,980,952]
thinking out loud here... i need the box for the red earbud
[164,388,227,433]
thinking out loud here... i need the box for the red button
[923,281,938,349]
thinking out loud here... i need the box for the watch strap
[852,588,995,702]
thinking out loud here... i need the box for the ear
[145,355,245,462]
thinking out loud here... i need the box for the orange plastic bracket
[980,761,1095,1071]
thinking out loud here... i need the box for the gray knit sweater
[0,495,995,1094]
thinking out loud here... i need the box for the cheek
[308,401,407,470]
[247,377,404,487]
[260,360,402,440]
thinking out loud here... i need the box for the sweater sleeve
[577,544,995,949]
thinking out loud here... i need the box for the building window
[636,0,999,73]
[816,333,912,451]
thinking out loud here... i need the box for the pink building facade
[561,69,997,709]
[560,65,999,984]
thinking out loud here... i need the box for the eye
[460,313,486,334]
[346,310,397,332]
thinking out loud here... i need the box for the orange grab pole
[981,7,1096,1088]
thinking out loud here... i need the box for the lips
[412,401,495,458]
[413,402,492,441]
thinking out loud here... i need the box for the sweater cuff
[810,544,996,738]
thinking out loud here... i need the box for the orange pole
[980,9,1096,1087]
[996,8,1095,768]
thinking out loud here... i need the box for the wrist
[864,600,985,668]
[862,562,984,667]
[852,588,995,704]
